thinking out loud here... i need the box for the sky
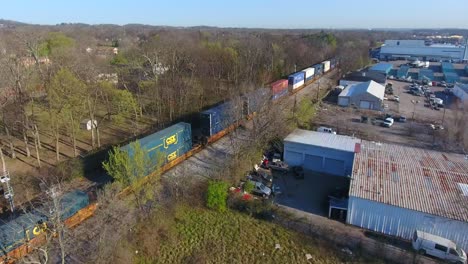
[1,0,468,29]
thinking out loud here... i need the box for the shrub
[206,180,228,212]
[243,181,254,193]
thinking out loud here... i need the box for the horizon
[1,0,468,29]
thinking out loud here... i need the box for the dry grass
[133,206,376,264]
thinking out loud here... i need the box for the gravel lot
[317,79,466,152]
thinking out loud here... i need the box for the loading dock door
[285,151,302,166]
[323,158,345,176]
[359,100,371,109]
[304,154,323,171]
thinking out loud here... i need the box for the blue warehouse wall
[284,142,355,177]
[347,197,468,252]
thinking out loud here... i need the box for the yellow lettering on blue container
[167,151,177,161]
[164,134,178,148]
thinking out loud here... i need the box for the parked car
[382,118,394,127]
[268,161,289,173]
[248,180,272,198]
[247,170,273,186]
[412,230,467,264]
[397,116,407,122]
[317,126,336,134]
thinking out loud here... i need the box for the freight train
[0,191,97,263]
[0,58,338,263]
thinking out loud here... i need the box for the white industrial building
[284,130,360,177]
[453,83,468,105]
[338,81,385,111]
[380,40,468,62]
[348,141,468,252]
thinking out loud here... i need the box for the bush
[243,181,254,193]
[206,180,228,212]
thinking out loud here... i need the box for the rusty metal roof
[350,141,468,222]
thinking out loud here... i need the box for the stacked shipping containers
[302,67,315,83]
[288,72,305,91]
[270,79,288,101]
[201,101,242,137]
[243,88,269,116]
[312,64,324,76]
[121,122,193,170]
[322,60,331,73]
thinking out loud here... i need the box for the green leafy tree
[103,141,159,214]
[38,32,75,57]
[110,53,129,65]
[292,98,316,130]
[206,180,229,212]
[47,68,86,160]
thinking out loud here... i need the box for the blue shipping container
[0,211,47,253]
[312,64,324,76]
[59,190,90,220]
[288,72,305,85]
[201,101,242,137]
[272,89,288,101]
[243,88,269,116]
[121,122,192,169]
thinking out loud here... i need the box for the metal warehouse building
[453,83,468,104]
[338,81,385,111]
[368,63,393,75]
[284,130,361,177]
[339,71,386,86]
[348,141,468,251]
[380,40,468,61]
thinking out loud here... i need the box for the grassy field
[133,206,376,264]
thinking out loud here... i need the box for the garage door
[359,100,371,109]
[285,151,302,166]
[304,154,323,171]
[338,97,349,106]
[323,158,345,176]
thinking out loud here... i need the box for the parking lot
[388,80,456,123]
[318,79,466,152]
[273,171,349,216]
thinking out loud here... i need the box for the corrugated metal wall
[347,197,468,252]
[284,142,354,176]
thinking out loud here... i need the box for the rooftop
[284,129,361,153]
[369,63,393,73]
[455,83,468,94]
[350,141,468,222]
[339,81,385,100]
[342,70,386,84]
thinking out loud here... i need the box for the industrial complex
[379,40,468,62]
[283,129,468,252]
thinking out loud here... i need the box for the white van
[412,230,467,264]
[317,127,336,135]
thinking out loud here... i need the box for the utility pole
[317,80,321,101]
[0,147,14,212]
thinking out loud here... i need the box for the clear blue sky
[1,0,468,29]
